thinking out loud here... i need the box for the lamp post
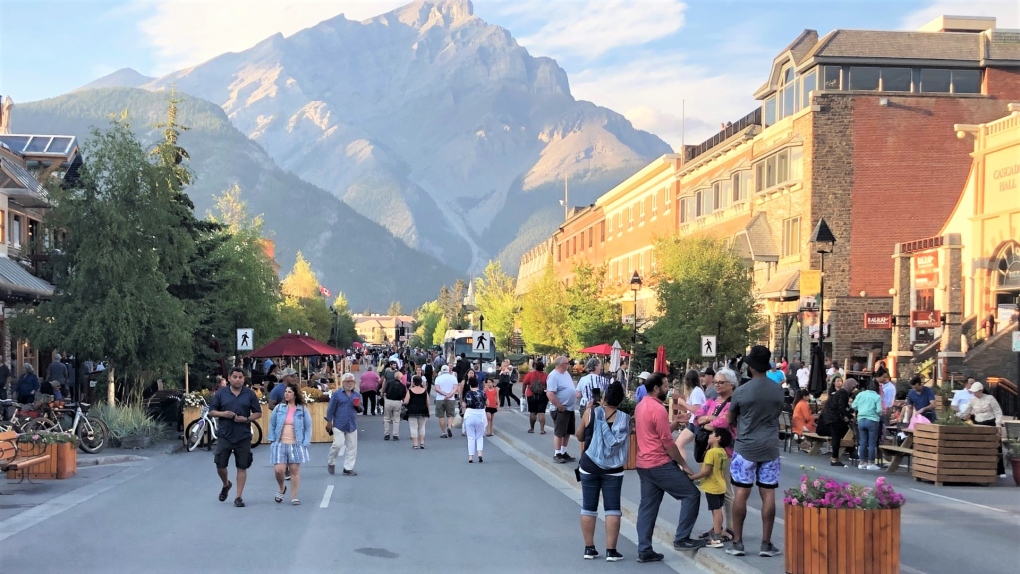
[630,271,642,372]
[808,218,836,396]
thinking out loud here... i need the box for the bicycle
[184,397,262,452]
[0,399,34,433]
[21,401,110,454]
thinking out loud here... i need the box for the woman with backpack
[574,381,630,561]
[522,360,549,434]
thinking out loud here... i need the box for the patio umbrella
[808,345,827,397]
[247,333,345,358]
[609,341,624,373]
[580,343,630,357]
[654,345,667,374]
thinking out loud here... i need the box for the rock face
[84,0,671,273]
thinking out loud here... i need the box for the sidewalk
[490,406,782,574]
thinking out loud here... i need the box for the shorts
[729,452,780,489]
[528,395,549,414]
[215,437,253,470]
[270,442,309,465]
[485,407,497,414]
[705,492,725,511]
[435,399,457,418]
[551,409,576,438]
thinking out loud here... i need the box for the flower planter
[183,406,201,431]
[309,402,331,443]
[1011,459,1020,487]
[911,424,1000,486]
[6,441,77,480]
[351,363,360,372]
[784,505,900,574]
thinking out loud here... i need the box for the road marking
[907,488,1009,514]
[319,485,334,508]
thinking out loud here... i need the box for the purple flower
[31,434,40,441]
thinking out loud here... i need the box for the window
[755,147,803,192]
[600,221,605,242]
[764,97,777,126]
[952,69,981,93]
[848,67,880,91]
[613,261,620,284]
[0,210,5,243]
[823,65,841,90]
[695,190,704,218]
[588,227,593,248]
[11,214,22,247]
[881,68,911,92]
[652,191,658,217]
[572,236,577,255]
[782,217,800,258]
[920,68,951,93]
[713,183,722,213]
[664,185,671,212]
[777,150,789,183]
[628,207,634,229]
[732,171,750,203]
[615,213,621,234]
[557,244,562,262]
[801,70,816,108]
[639,200,645,224]
[679,197,690,224]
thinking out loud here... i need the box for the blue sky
[1,0,1018,146]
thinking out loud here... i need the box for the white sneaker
[867,464,880,471]
[858,463,867,469]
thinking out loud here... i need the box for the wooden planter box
[6,442,77,480]
[785,505,900,574]
[351,363,360,372]
[309,402,331,443]
[183,406,201,431]
[624,433,637,470]
[911,424,1000,486]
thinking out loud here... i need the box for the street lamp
[808,218,836,395]
[630,271,642,370]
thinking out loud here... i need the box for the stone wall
[829,295,894,364]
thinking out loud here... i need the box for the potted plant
[783,467,905,574]
[912,412,1000,485]
[1004,439,1020,487]
[10,431,79,479]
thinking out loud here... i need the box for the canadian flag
[319,286,331,298]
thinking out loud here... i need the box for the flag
[319,286,331,298]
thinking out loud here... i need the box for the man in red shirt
[634,373,706,562]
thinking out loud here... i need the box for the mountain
[14,88,461,310]
[82,0,671,274]
[75,68,155,91]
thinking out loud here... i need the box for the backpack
[530,372,547,396]
[385,379,407,401]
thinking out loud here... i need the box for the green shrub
[91,402,167,440]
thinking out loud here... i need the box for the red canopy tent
[579,343,630,357]
[247,333,344,358]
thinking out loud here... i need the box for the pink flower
[31,434,40,440]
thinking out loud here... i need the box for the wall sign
[863,313,892,329]
[910,310,941,328]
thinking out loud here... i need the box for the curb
[77,454,146,467]
[494,419,764,574]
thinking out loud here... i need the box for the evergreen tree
[387,301,404,316]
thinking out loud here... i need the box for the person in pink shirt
[359,369,380,416]
[634,373,706,563]
[687,368,738,541]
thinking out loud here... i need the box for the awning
[0,257,54,299]
[759,269,800,300]
[0,156,50,208]
[733,212,779,262]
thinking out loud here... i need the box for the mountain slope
[14,88,461,309]
[86,0,672,274]
[75,68,155,91]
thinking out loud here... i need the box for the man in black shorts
[209,367,262,507]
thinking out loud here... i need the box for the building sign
[913,250,939,289]
[863,313,892,329]
[985,148,1020,204]
[910,310,941,328]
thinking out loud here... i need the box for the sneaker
[327,464,335,475]
[392,436,399,441]
[419,444,425,449]
[725,541,745,556]
[561,453,576,462]
[342,469,358,476]
[830,460,846,467]
[673,538,707,551]
[636,551,664,563]
[384,435,391,441]
[866,464,880,471]
[412,445,419,449]
[605,549,624,562]
[858,463,868,470]
[447,428,453,438]
[706,537,725,549]
[759,542,782,557]
[583,546,599,560]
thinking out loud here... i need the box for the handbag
[452,413,463,428]
[400,404,409,421]
[694,399,729,463]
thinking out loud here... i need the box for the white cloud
[900,0,1020,30]
[498,0,686,59]
[570,54,760,149]
[138,0,406,72]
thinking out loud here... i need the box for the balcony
[683,108,762,164]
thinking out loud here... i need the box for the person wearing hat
[268,367,298,410]
[725,345,784,558]
[433,364,459,438]
[633,371,652,402]
[701,367,718,400]
[958,382,1005,477]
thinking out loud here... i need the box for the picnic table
[880,427,913,473]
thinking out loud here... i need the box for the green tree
[387,301,404,316]
[474,260,518,353]
[414,300,443,348]
[278,253,331,341]
[281,252,320,300]
[11,117,192,390]
[329,292,359,349]
[565,261,628,350]
[520,257,571,355]
[432,315,450,347]
[645,235,760,362]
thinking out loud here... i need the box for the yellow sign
[800,270,821,295]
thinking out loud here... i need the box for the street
[1,391,1018,574]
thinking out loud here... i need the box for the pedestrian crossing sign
[237,328,254,351]
[701,335,716,357]
[472,331,492,353]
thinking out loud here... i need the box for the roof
[733,213,779,262]
[758,269,800,300]
[0,156,49,208]
[0,156,44,193]
[0,134,77,157]
[0,257,54,299]
[806,29,981,62]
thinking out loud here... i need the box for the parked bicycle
[0,399,33,433]
[184,397,262,452]
[20,401,110,454]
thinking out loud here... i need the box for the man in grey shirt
[545,356,577,463]
[725,346,784,559]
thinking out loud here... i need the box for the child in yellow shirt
[687,427,732,548]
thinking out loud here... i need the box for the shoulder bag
[694,399,730,463]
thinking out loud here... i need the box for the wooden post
[184,363,190,393]
[107,368,115,406]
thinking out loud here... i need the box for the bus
[442,329,497,372]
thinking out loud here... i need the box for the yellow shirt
[700,447,729,495]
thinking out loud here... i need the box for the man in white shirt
[879,372,896,411]
[951,377,975,413]
[433,365,459,438]
[546,356,577,463]
[575,358,609,412]
[796,364,810,389]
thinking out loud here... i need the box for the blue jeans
[580,471,623,517]
[858,418,880,462]
[636,463,701,553]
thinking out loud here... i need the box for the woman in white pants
[462,377,487,463]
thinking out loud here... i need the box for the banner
[799,270,821,310]
[863,313,892,329]
[910,310,941,328]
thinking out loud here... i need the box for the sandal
[291,499,301,506]
[218,481,232,502]
[540,430,547,434]
[527,429,534,433]
[275,486,287,503]
[234,497,245,508]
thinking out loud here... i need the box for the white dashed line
[319,485,334,508]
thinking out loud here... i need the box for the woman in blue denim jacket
[268,384,312,505]
[574,381,630,561]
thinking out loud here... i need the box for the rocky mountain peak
[391,0,475,29]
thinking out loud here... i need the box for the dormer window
[763,63,816,127]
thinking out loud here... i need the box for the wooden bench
[800,430,856,455]
[879,445,913,472]
[0,430,52,489]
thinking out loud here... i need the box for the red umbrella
[579,343,630,357]
[247,333,344,358]
[654,345,667,374]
